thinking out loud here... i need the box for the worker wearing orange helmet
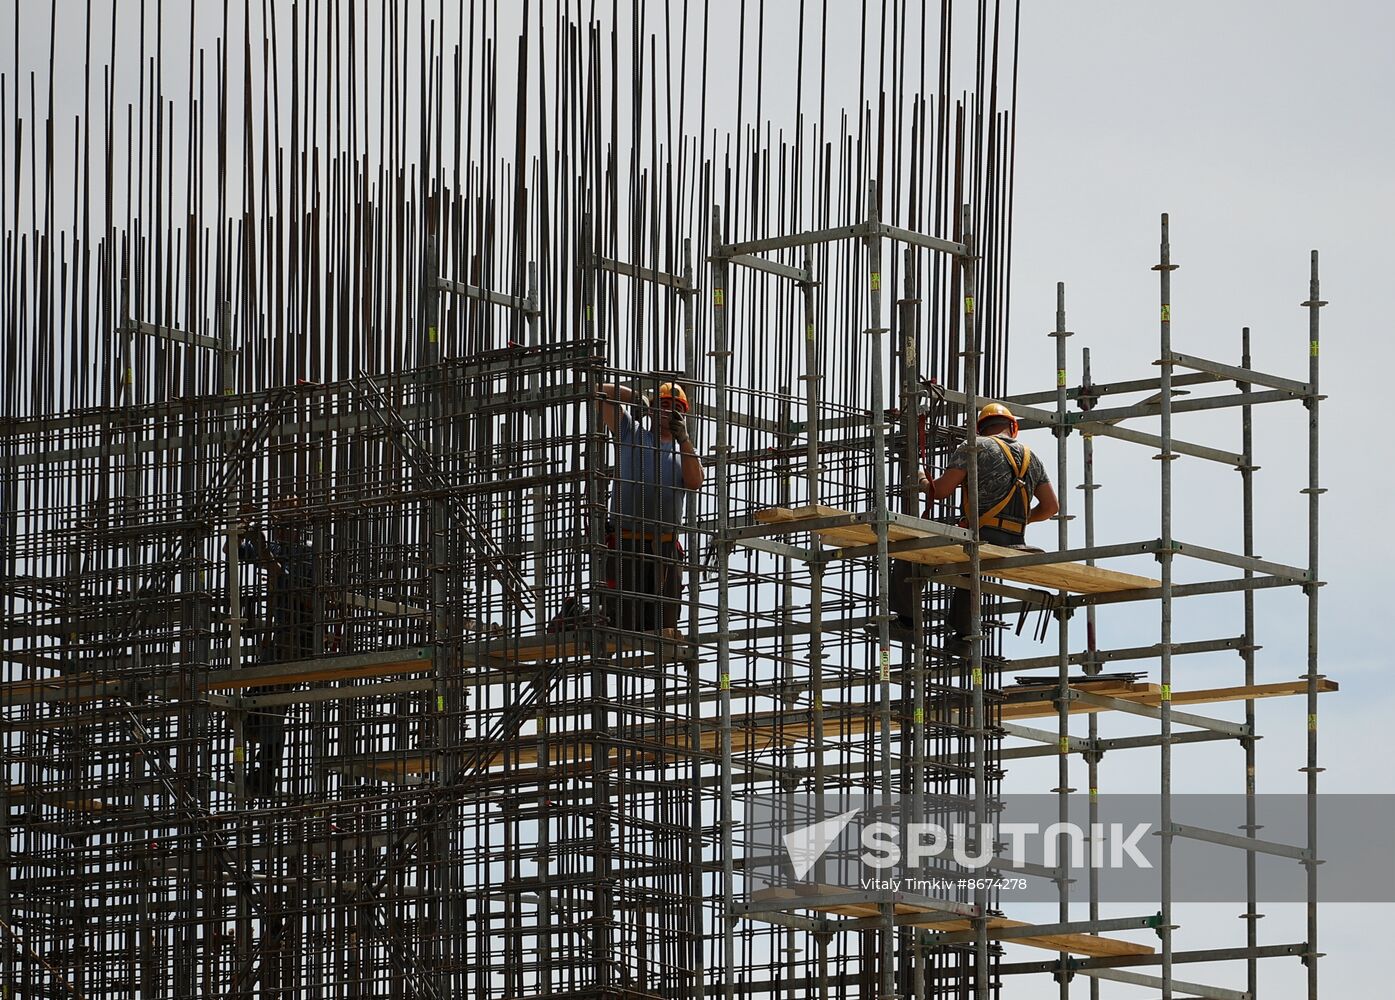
[909,402,1059,653]
[595,378,704,636]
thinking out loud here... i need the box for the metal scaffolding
[0,3,1325,999]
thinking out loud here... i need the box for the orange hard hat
[657,382,690,413]
[976,402,1016,431]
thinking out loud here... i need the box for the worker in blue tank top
[596,379,704,637]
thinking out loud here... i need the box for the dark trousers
[890,526,1034,641]
[603,532,684,632]
[949,526,1034,640]
[245,625,313,786]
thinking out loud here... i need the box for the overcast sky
[1005,4,1394,994]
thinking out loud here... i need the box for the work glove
[668,410,690,445]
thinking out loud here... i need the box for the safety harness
[977,436,1033,535]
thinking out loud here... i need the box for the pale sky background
[3,1,1390,996]
[1002,3,1395,995]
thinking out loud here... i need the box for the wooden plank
[6,785,114,813]
[202,649,434,691]
[749,887,1152,958]
[1002,677,1338,721]
[921,917,1154,958]
[755,507,1158,594]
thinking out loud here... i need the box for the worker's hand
[668,410,690,445]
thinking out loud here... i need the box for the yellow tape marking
[713,288,725,307]
[1161,304,1171,322]
[1310,341,1319,357]
[1160,684,1171,701]
[720,672,730,690]
[427,325,438,344]
[964,296,975,315]
[1057,369,1067,387]
[870,272,881,291]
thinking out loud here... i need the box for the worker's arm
[925,466,966,500]
[1027,481,1059,524]
[595,382,634,436]
[668,409,705,490]
[678,440,704,490]
[238,526,285,581]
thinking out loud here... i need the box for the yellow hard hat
[658,382,690,413]
[976,402,1015,430]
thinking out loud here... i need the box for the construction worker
[595,379,704,637]
[236,495,315,795]
[916,402,1059,653]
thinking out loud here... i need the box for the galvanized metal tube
[865,182,896,1000]
[961,204,989,1000]
[1302,251,1324,1000]
[1239,327,1258,996]
[1154,214,1177,998]
[799,252,830,1000]
[1051,282,1073,1000]
[711,207,736,1000]
[1080,346,1102,1000]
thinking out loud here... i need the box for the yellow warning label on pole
[585,304,593,321]
[1059,737,1070,754]
[1308,713,1317,731]
[437,694,445,712]
[720,672,730,690]
[913,707,924,724]
[870,272,881,291]
[713,288,725,307]
[1310,340,1319,357]
[806,323,814,342]
[536,715,546,731]
[234,745,245,764]
[1161,304,1171,322]
[879,649,890,681]
[1089,786,1098,799]
[964,296,975,315]
[972,666,982,687]
[427,325,438,344]
[1160,684,1172,701]
[1057,369,1067,387]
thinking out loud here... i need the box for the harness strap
[977,437,1033,532]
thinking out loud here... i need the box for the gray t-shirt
[947,433,1050,523]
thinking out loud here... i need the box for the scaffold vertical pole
[1051,282,1073,1000]
[1154,213,1178,999]
[1080,346,1102,1000]
[864,180,897,1000]
[960,203,989,1000]
[1302,250,1325,1000]
[711,206,736,1000]
[1240,326,1259,997]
